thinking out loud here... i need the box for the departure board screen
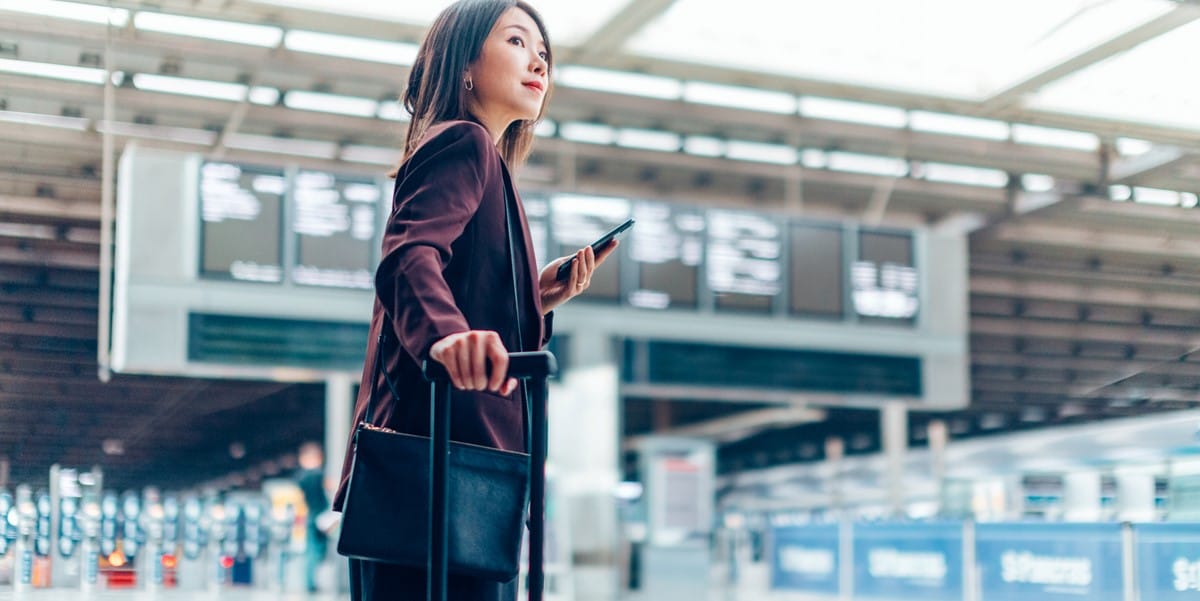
[628,202,704,310]
[706,210,782,313]
[790,223,844,317]
[550,194,631,302]
[291,171,378,289]
[198,162,284,283]
[853,229,918,322]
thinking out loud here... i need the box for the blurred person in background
[296,441,329,594]
[331,0,615,599]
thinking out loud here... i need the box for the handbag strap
[361,173,533,455]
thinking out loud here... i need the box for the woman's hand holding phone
[539,240,619,314]
[429,331,518,394]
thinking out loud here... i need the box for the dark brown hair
[398,0,553,172]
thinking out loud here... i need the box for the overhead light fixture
[0,109,89,131]
[533,119,556,138]
[0,57,121,85]
[800,149,828,169]
[248,87,280,105]
[683,81,796,114]
[799,96,907,129]
[615,128,681,152]
[284,30,418,65]
[132,73,248,102]
[223,133,338,159]
[1183,193,1198,209]
[910,111,1010,141]
[922,162,1009,188]
[555,65,682,100]
[1020,173,1056,193]
[284,90,378,118]
[0,0,129,26]
[1011,123,1099,151]
[376,101,409,121]
[1109,184,1132,201]
[827,151,908,177]
[340,144,401,166]
[1115,137,1154,157]
[134,12,284,47]
[559,121,616,145]
[725,140,796,165]
[1134,186,1181,206]
[683,136,724,158]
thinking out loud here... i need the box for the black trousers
[348,558,518,601]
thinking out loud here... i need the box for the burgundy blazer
[333,120,551,511]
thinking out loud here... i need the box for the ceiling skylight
[1030,19,1200,131]
[556,66,682,100]
[0,0,129,26]
[134,12,284,47]
[683,82,797,114]
[246,0,632,45]
[627,0,1175,100]
[0,58,120,85]
[284,31,419,66]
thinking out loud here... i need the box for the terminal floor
[0,591,346,601]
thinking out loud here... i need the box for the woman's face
[467,7,550,130]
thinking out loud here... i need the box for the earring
[464,75,474,91]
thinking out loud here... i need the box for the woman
[332,1,615,599]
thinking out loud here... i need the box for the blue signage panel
[1134,522,1200,599]
[770,523,841,594]
[976,522,1124,601]
[853,522,963,601]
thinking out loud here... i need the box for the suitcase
[422,351,557,601]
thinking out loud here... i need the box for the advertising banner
[1133,522,1200,600]
[975,522,1124,601]
[770,523,841,595]
[853,522,963,600]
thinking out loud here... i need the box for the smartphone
[555,218,635,281]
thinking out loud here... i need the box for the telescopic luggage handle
[422,350,557,383]
[421,350,557,601]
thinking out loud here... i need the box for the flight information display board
[789,223,844,317]
[198,162,285,283]
[628,202,704,310]
[550,194,631,302]
[706,209,783,314]
[193,160,919,323]
[291,170,379,289]
[854,229,918,323]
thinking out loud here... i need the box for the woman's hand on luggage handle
[539,240,619,314]
[429,331,518,395]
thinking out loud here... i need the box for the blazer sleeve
[376,122,494,364]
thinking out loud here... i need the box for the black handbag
[336,178,547,584]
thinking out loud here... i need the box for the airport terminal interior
[2,0,1200,599]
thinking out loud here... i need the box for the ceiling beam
[972,315,1200,348]
[1111,146,1188,181]
[979,5,1200,113]
[564,0,678,64]
[988,220,1200,262]
[971,273,1200,311]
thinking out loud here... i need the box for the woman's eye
[509,36,524,47]
[539,51,548,61]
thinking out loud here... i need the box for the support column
[324,373,354,594]
[324,373,354,494]
[882,402,909,517]
[1062,471,1102,522]
[1114,468,1156,522]
[551,330,621,600]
